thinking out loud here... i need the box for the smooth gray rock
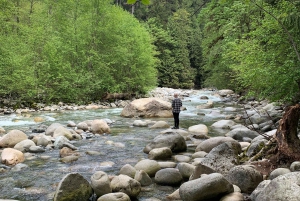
[226,165,263,194]
[97,192,130,201]
[220,192,244,201]
[148,147,172,160]
[177,162,196,179]
[119,164,137,178]
[134,159,161,177]
[225,128,259,141]
[195,136,238,153]
[290,161,300,172]
[154,168,183,186]
[269,168,291,180]
[110,174,141,197]
[143,132,187,154]
[27,145,45,153]
[179,173,234,201]
[45,123,63,136]
[91,171,112,197]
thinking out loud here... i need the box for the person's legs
[173,112,179,129]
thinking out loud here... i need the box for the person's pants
[173,112,180,128]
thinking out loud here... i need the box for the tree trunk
[271,104,300,166]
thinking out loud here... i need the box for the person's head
[174,93,179,98]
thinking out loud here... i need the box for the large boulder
[218,89,234,97]
[53,173,93,201]
[120,98,172,118]
[251,172,300,201]
[177,162,196,179]
[154,168,183,186]
[53,126,74,140]
[143,132,187,154]
[54,136,69,149]
[0,130,28,148]
[195,136,238,153]
[211,120,236,129]
[91,171,112,197]
[119,164,137,178]
[1,148,25,166]
[179,173,234,201]
[225,128,259,141]
[148,147,172,160]
[77,122,89,131]
[110,174,141,197]
[192,142,241,178]
[90,119,111,134]
[134,170,152,186]
[45,123,63,136]
[134,159,161,177]
[188,124,209,135]
[14,139,36,152]
[226,165,263,194]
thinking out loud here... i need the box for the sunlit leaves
[0,0,157,103]
[127,0,150,5]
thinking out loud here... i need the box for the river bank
[0,87,291,201]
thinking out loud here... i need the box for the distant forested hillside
[0,0,299,104]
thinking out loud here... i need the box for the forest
[0,0,299,105]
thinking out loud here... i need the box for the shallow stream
[0,90,243,201]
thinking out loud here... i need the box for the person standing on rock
[172,93,182,129]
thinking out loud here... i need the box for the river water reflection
[0,90,242,201]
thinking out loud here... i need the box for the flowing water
[0,90,243,201]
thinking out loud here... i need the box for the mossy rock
[54,173,93,201]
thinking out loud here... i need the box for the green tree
[198,0,238,89]
[0,0,158,104]
[166,9,194,88]
[223,0,300,101]
[146,18,176,87]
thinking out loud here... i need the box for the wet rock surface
[0,87,291,201]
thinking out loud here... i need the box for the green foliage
[223,0,300,101]
[166,9,195,89]
[198,0,239,90]
[0,0,157,104]
[199,0,300,101]
[146,18,175,87]
[117,0,204,89]
[127,0,150,5]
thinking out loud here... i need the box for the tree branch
[250,0,300,64]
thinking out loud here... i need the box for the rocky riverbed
[1,87,299,201]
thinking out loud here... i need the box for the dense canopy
[0,0,300,105]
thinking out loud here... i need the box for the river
[0,89,242,201]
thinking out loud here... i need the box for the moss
[56,184,93,201]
